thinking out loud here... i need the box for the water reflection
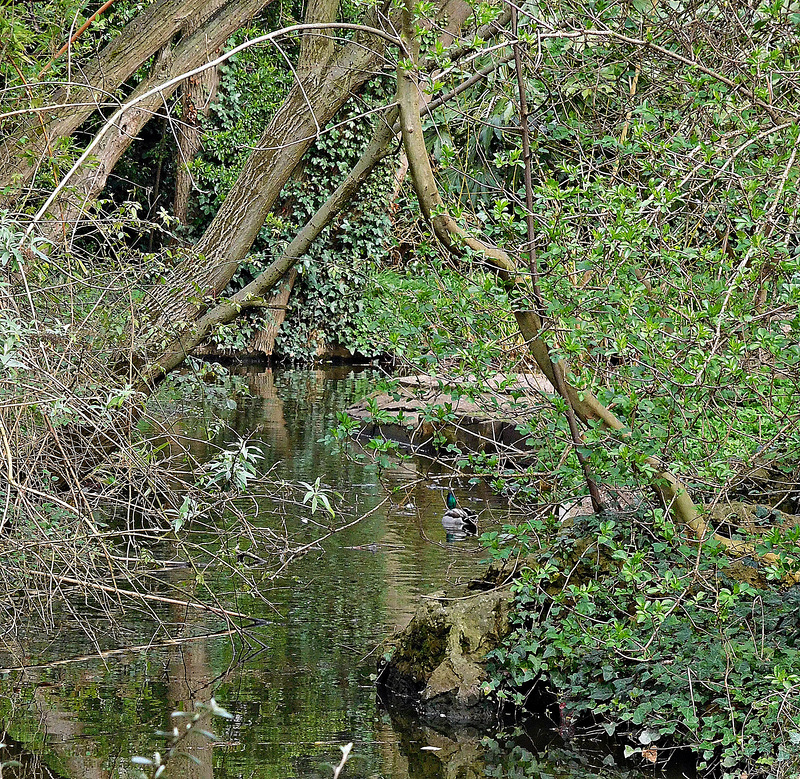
[0,367,640,779]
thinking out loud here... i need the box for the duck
[442,490,478,536]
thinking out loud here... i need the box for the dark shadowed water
[0,367,659,779]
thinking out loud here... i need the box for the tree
[38,0,272,246]
[4,0,799,565]
[3,0,800,772]
[0,0,505,594]
[0,0,235,195]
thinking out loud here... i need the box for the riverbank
[377,491,800,778]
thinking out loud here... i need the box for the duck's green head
[446,491,457,510]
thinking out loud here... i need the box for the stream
[0,366,664,779]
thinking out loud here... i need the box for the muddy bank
[348,373,553,458]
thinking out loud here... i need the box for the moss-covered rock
[377,588,512,723]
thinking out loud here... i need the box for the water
[0,367,650,779]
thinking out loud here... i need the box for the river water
[0,367,652,779]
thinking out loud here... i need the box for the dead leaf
[642,747,657,763]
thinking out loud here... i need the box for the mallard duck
[442,490,478,535]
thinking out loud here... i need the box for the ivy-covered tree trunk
[142,0,477,337]
[135,107,401,385]
[241,8,343,356]
[0,0,233,200]
[142,7,391,332]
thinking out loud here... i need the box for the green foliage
[0,308,26,371]
[191,13,298,224]
[200,438,264,493]
[0,0,153,131]
[0,1,85,84]
[398,0,800,503]
[268,96,397,359]
[486,508,800,777]
[0,212,26,273]
[483,730,641,779]
[351,259,516,362]
[300,476,339,519]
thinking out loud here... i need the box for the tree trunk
[0,0,232,200]
[143,11,390,332]
[248,269,298,356]
[385,0,487,207]
[173,74,219,226]
[135,107,400,387]
[172,22,222,225]
[241,0,345,353]
[299,0,339,69]
[36,0,267,245]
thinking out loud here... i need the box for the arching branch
[394,0,794,573]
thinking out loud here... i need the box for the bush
[485,507,800,778]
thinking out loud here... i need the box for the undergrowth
[484,506,800,779]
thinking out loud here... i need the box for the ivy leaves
[489,509,800,776]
